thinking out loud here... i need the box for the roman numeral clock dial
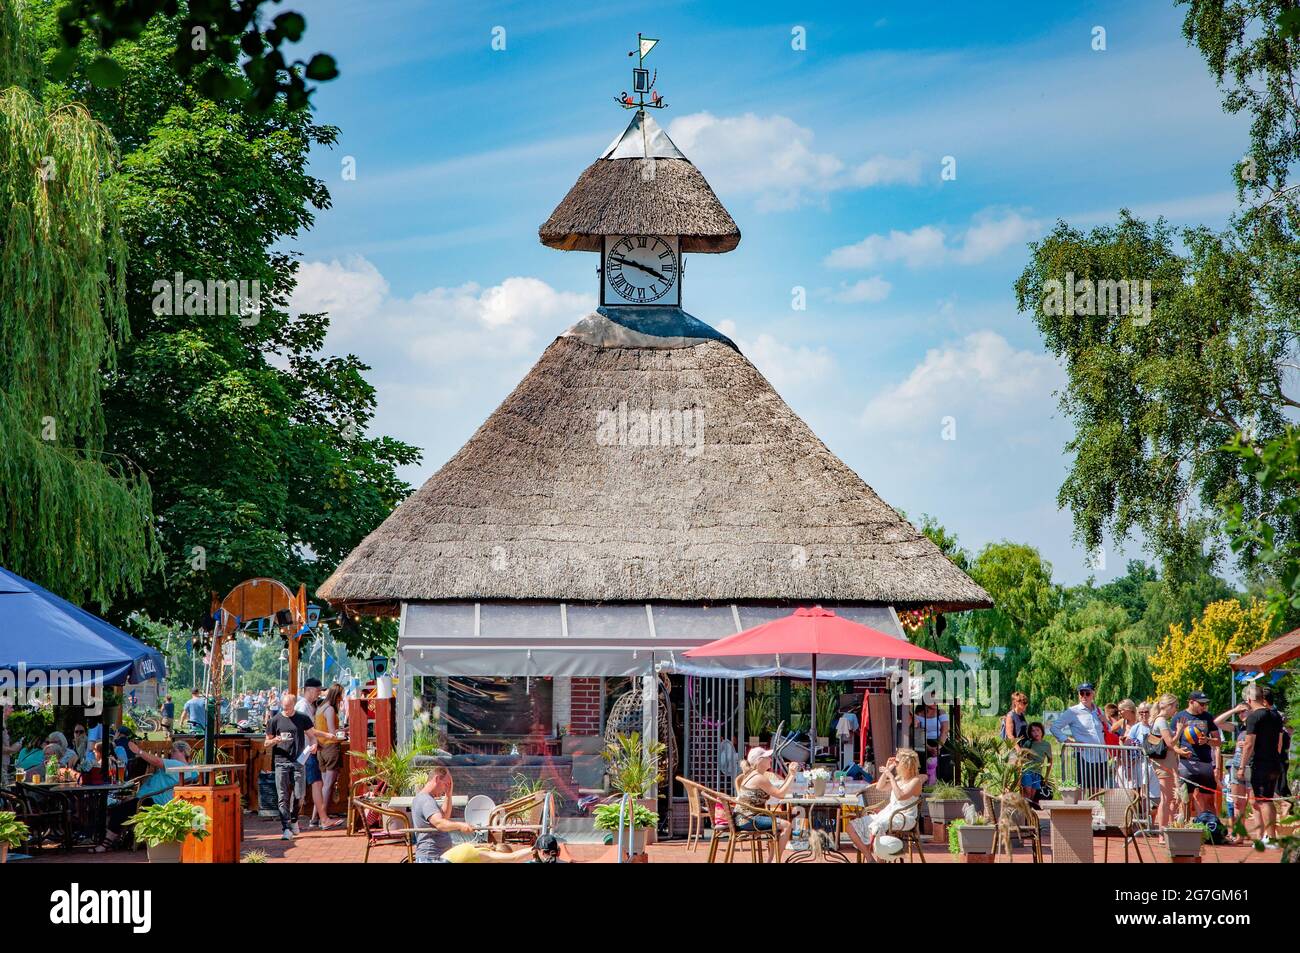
[602,235,680,306]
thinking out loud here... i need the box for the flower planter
[1163,828,1205,859]
[926,798,968,826]
[147,841,183,864]
[1058,786,1081,805]
[810,777,827,797]
[957,824,997,857]
[1,844,7,864]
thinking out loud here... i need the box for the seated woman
[732,746,800,862]
[844,748,924,862]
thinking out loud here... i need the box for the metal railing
[1058,742,1156,824]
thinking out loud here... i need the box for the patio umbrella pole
[809,653,817,768]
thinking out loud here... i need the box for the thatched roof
[539,110,740,253]
[319,308,992,613]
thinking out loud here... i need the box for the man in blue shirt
[1050,683,1112,791]
[182,690,207,731]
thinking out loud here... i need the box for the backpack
[1195,811,1226,845]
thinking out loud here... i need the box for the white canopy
[397,602,912,679]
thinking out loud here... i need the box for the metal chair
[717,791,783,863]
[695,785,734,863]
[986,790,1043,863]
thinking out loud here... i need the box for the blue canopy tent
[0,566,165,687]
[1,566,166,780]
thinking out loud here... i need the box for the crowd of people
[1002,680,1293,847]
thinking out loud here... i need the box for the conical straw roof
[539,110,740,253]
[318,310,992,613]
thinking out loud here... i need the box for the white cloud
[825,210,1040,270]
[716,320,836,394]
[824,226,947,269]
[831,276,892,303]
[667,111,921,210]
[291,260,592,366]
[859,330,1064,434]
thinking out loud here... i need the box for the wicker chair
[845,792,925,863]
[677,776,712,852]
[1098,787,1151,863]
[352,795,414,863]
[985,791,1043,863]
[6,785,73,852]
[695,785,734,863]
[716,791,784,863]
[345,773,381,835]
[484,790,549,846]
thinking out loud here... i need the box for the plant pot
[1059,787,1081,805]
[1163,828,1204,859]
[748,736,760,748]
[957,824,997,855]
[927,798,968,825]
[147,841,183,864]
[1,844,8,864]
[811,777,827,797]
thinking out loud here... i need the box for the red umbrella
[685,606,950,761]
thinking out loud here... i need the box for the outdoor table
[774,794,863,848]
[17,781,132,848]
[1038,799,1101,863]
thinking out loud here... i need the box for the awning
[0,566,166,687]
[397,601,912,679]
[1229,628,1300,673]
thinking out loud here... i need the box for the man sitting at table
[411,767,475,863]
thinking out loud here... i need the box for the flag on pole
[639,37,658,59]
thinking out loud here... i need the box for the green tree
[1014,1,1300,582]
[1018,600,1155,709]
[0,2,158,607]
[26,3,417,651]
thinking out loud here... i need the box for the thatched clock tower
[320,39,990,798]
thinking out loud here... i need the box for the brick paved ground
[20,814,1279,864]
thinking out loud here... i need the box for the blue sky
[288,0,1249,585]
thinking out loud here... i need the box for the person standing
[161,695,175,731]
[410,767,474,863]
[1050,683,1111,791]
[309,683,345,829]
[183,689,207,732]
[264,692,317,840]
[1003,691,1030,749]
[1239,683,1284,848]
[1170,690,1221,818]
[295,678,324,826]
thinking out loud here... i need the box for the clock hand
[610,255,669,282]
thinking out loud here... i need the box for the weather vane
[616,33,666,110]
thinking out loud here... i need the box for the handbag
[1143,732,1167,760]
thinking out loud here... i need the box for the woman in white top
[845,747,924,862]
[1149,694,1182,831]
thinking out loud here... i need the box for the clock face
[602,235,679,306]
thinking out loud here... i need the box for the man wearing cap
[1049,683,1112,791]
[1170,691,1221,817]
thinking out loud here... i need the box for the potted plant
[953,803,996,861]
[1163,820,1208,860]
[124,798,209,863]
[602,732,666,857]
[593,802,659,855]
[926,781,969,825]
[746,683,774,747]
[0,811,30,864]
[806,766,832,797]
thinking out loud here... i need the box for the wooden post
[373,697,395,757]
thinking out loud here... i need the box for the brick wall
[569,676,603,735]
